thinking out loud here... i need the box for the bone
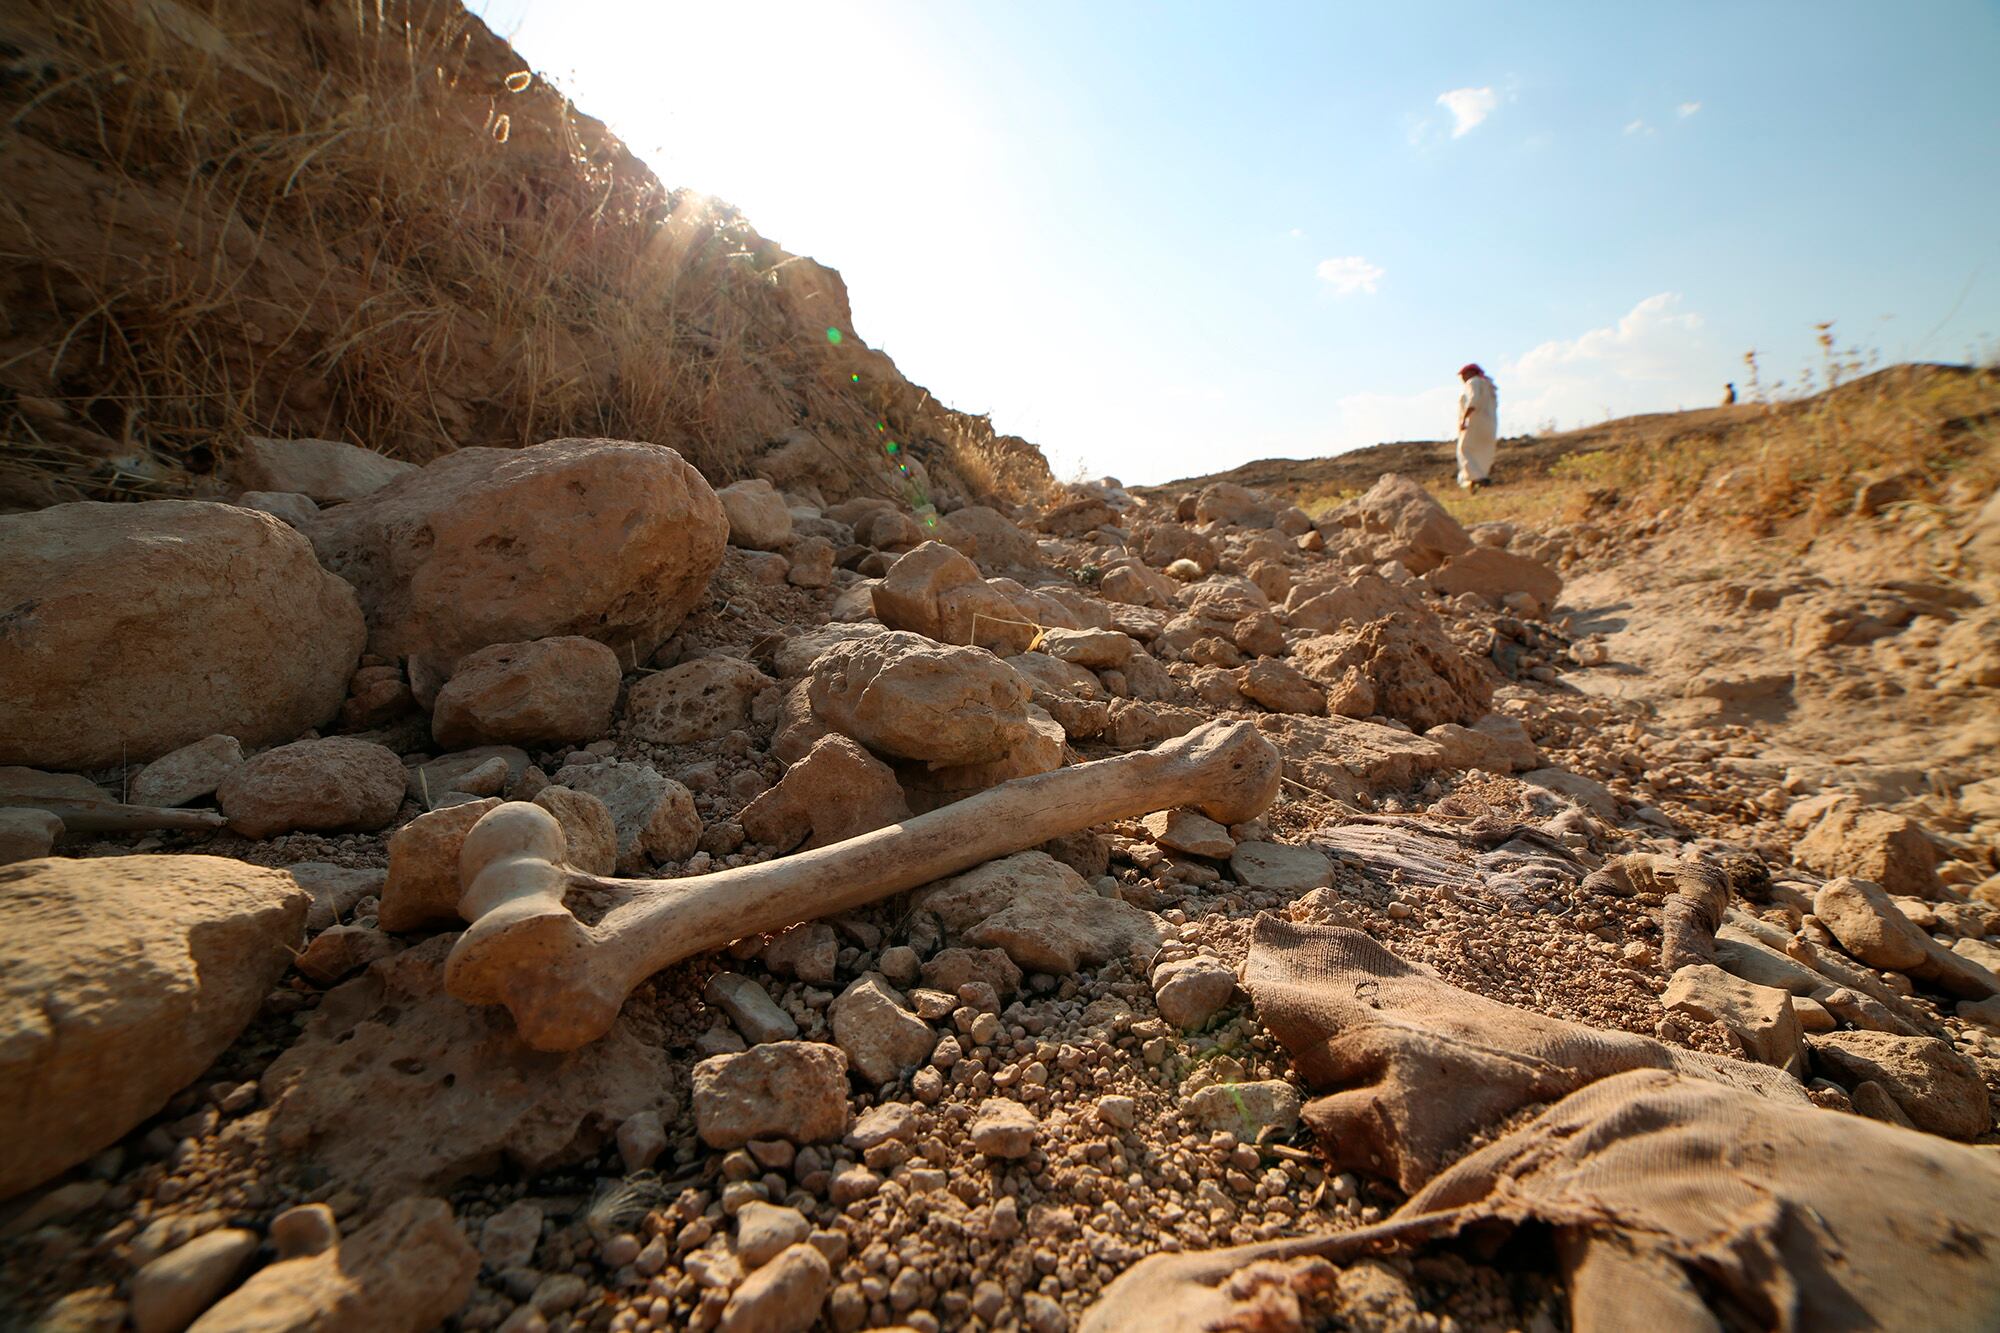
[446,719,1281,1050]
[2,796,228,834]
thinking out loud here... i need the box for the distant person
[1455,362,1498,490]
[1723,382,1737,405]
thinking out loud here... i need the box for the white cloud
[1316,255,1384,296]
[1677,100,1702,118]
[1624,118,1652,136]
[1288,227,1307,238]
[1329,293,1718,451]
[1436,86,1499,137]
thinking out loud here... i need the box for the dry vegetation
[0,0,1052,509]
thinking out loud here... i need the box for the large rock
[430,637,622,750]
[130,734,246,808]
[917,851,1164,974]
[1292,618,1492,730]
[1229,841,1334,893]
[1252,714,1449,805]
[1661,964,1807,1075]
[216,737,406,839]
[1,856,307,1199]
[936,505,1041,574]
[1237,659,1327,715]
[1807,1031,1992,1139]
[739,735,910,853]
[1430,546,1564,613]
[1795,806,1941,898]
[305,438,726,681]
[894,704,1065,813]
[625,656,775,745]
[1194,483,1275,529]
[186,1197,476,1333]
[1324,473,1472,574]
[807,631,1034,766]
[718,479,794,551]
[691,1042,850,1148]
[1282,572,1428,635]
[0,501,365,770]
[1812,877,1999,999]
[378,799,502,933]
[829,977,937,1085]
[551,759,700,871]
[1423,714,1540,773]
[230,436,418,503]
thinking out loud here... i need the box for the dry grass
[0,0,1051,508]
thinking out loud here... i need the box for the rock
[937,505,1041,574]
[718,1241,830,1333]
[130,735,246,808]
[480,1202,543,1270]
[231,436,417,503]
[377,799,502,932]
[764,923,839,985]
[294,925,398,986]
[896,703,1065,813]
[1,856,306,1198]
[131,1228,259,1333]
[719,479,795,551]
[1194,483,1275,529]
[1153,958,1237,1030]
[1521,768,1620,821]
[521,785,614,876]
[1662,964,1807,1075]
[1807,1031,1992,1139]
[1229,842,1333,894]
[238,491,321,529]
[921,948,1023,1000]
[1236,659,1327,715]
[406,746,529,804]
[780,535,834,589]
[918,852,1165,974]
[1037,627,1135,669]
[1813,878,1998,999]
[1139,523,1218,573]
[739,735,910,853]
[1324,474,1472,574]
[305,437,726,682]
[1282,572,1426,635]
[1291,618,1491,730]
[1140,809,1235,859]
[830,977,936,1085]
[1431,546,1564,614]
[185,1198,475,1333]
[1936,605,2000,689]
[1795,807,1941,898]
[968,1100,1038,1158]
[1035,495,1120,538]
[807,631,1033,766]
[0,501,365,769]
[0,809,62,865]
[1097,1095,1137,1130]
[269,1205,339,1261]
[627,656,777,746]
[1423,714,1539,773]
[216,737,405,839]
[431,637,622,750]
[693,1042,850,1148]
[0,766,111,804]
[734,1202,811,1269]
[1183,1080,1301,1136]
[289,863,385,934]
[552,759,700,871]
[1713,927,1830,995]
[261,937,680,1196]
[707,973,800,1045]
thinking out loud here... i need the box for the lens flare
[825,327,843,344]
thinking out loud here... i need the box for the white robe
[1456,375,1498,487]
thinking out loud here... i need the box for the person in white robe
[1455,363,1498,490]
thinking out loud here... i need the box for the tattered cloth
[1083,919,2000,1332]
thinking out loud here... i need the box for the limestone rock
[217,737,406,839]
[231,436,417,503]
[706,973,800,1046]
[1183,1080,1301,1136]
[936,505,1041,574]
[552,759,700,871]
[1283,572,1426,635]
[1,856,306,1199]
[739,734,910,853]
[626,656,775,745]
[1229,842,1333,894]
[294,925,399,986]
[733,1202,811,1270]
[377,799,501,932]
[1194,483,1275,529]
[1423,714,1540,773]
[0,809,62,866]
[1431,546,1564,614]
[896,703,1065,812]
[1813,877,1931,972]
[131,735,246,808]
[238,491,320,529]
[260,937,681,1195]
[830,977,937,1085]
[1140,809,1235,859]
[406,746,529,804]
[1662,964,1807,1075]
[1037,627,1135,669]
[1795,806,1941,898]
[692,1042,850,1148]
[1237,659,1327,716]
[1252,715,1449,805]
[921,948,1023,1000]
[1140,523,1218,573]
[718,1242,829,1333]
[1323,474,1472,574]
[783,535,835,589]
[763,924,839,985]
[289,863,385,934]
[807,631,1033,766]
[719,479,795,551]
[185,1198,475,1333]
[431,637,622,750]
[305,437,726,681]
[0,501,365,770]
[969,1100,1039,1158]
[1292,617,1491,730]
[1153,958,1237,1030]
[1521,767,1619,821]
[917,852,1164,974]
[1807,1031,1992,1139]
[130,1228,259,1333]
[531,785,617,876]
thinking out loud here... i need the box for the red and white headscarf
[1458,363,1485,380]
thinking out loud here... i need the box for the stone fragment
[734,1201,812,1269]
[1229,842,1333,893]
[1037,627,1135,669]
[1153,958,1237,1030]
[431,637,622,750]
[763,923,840,985]
[1,856,306,1198]
[238,490,320,529]
[405,746,530,804]
[707,973,800,1045]
[1796,807,1942,898]
[1431,546,1564,614]
[739,735,911,853]
[1194,483,1275,528]
[1808,1031,1992,1139]
[289,863,385,933]
[719,479,795,551]
[480,1202,544,1271]
[131,735,246,808]
[216,737,405,839]
[626,656,776,745]
[379,799,502,932]
[1282,572,1426,634]
[968,1100,1038,1158]
[231,436,417,503]
[917,852,1164,974]
[530,785,617,876]
[920,948,1023,1000]
[131,1227,258,1333]
[692,1042,850,1148]
[1236,659,1326,715]
[305,438,726,682]
[1183,1081,1301,1136]
[845,1103,917,1150]
[1423,714,1540,773]
[185,1198,475,1332]
[1096,1095,1137,1130]
[830,978,936,1085]
[935,505,1041,574]
[0,501,365,769]
[0,809,62,866]
[807,631,1033,766]
[295,925,398,986]
[896,703,1065,812]
[1140,809,1235,859]
[552,759,700,871]
[718,1242,830,1333]
[1292,617,1491,730]
[1662,964,1807,1075]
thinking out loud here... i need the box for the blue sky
[471,1,2000,484]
